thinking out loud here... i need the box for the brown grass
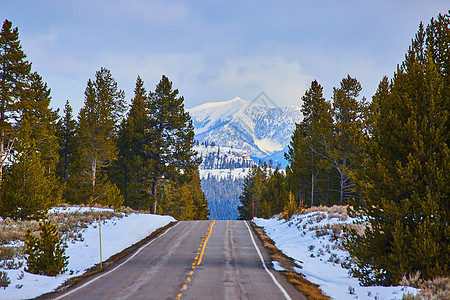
[303,205,348,221]
[283,272,330,300]
[0,206,126,269]
[401,271,450,300]
[251,222,330,300]
[0,207,124,245]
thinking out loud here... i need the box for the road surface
[54,220,306,300]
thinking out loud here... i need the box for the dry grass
[251,222,330,300]
[303,205,348,221]
[0,205,125,266]
[283,272,330,300]
[402,271,450,300]
[0,207,123,244]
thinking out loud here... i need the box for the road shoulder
[250,221,330,300]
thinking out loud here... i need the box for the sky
[1,1,449,114]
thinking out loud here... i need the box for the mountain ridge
[187,97,302,165]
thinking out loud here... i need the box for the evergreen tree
[0,20,61,219]
[259,167,288,218]
[0,116,61,220]
[346,13,449,285]
[286,80,338,207]
[113,76,152,210]
[146,75,200,213]
[158,172,209,220]
[25,220,68,276]
[238,165,265,219]
[0,19,31,183]
[18,72,60,173]
[56,100,77,184]
[69,68,125,208]
[330,75,366,203]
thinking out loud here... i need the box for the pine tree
[346,13,449,285]
[189,172,209,220]
[238,165,265,219]
[158,172,209,220]
[330,75,366,203]
[69,68,125,208]
[259,167,288,218]
[113,76,152,210]
[286,80,337,207]
[25,220,68,276]
[56,100,77,184]
[0,19,32,183]
[0,116,61,220]
[146,75,200,213]
[18,72,60,173]
[0,20,61,219]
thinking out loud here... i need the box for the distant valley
[190,97,303,220]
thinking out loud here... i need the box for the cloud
[102,53,312,109]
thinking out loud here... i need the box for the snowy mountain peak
[187,98,302,165]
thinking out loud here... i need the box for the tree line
[0,19,209,221]
[238,12,449,285]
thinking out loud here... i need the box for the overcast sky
[1,1,449,114]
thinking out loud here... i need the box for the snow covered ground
[254,209,418,300]
[1,207,175,300]
[199,167,251,179]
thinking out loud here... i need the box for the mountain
[194,144,255,220]
[187,97,302,166]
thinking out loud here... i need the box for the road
[54,220,306,300]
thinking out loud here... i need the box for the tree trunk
[150,178,158,214]
[0,131,3,183]
[91,158,97,186]
[311,151,314,207]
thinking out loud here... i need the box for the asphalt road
[54,220,306,300]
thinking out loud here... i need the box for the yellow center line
[177,220,216,299]
[197,220,215,265]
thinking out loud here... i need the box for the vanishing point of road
[53,220,306,300]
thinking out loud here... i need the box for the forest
[0,19,209,222]
[238,13,449,285]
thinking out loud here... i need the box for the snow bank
[254,211,418,300]
[1,209,175,300]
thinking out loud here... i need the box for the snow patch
[254,138,284,153]
[1,209,175,300]
[254,212,418,300]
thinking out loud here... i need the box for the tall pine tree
[56,100,77,185]
[69,68,125,208]
[113,76,153,210]
[0,19,31,183]
[0,20,61,220]
[238,165,265,220]
[146,75,200,213]
[286,80,337,207]
[330,75,366,203]
[346,13,449,285]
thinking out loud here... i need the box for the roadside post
[99,215,102,269]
